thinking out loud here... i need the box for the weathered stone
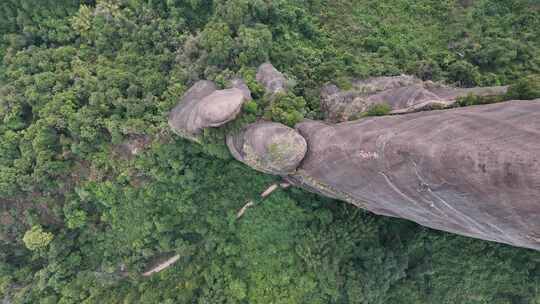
[168,80,249,141]
[256,63,287,94]
[352,75,422,94]
[226,122,307,176]
[167,77,540,251]
[231,78,252,101]
[321,75,509,122]
[289,100,540,250]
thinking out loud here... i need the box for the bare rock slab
[291,100,540,250]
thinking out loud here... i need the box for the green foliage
[1,1,540,303]
[239,67,265,99]
[65,209,87,229]
[506,74,540,100]
[456,93,505,107]
[0,275,12,298]
[22,225,54,251]
[447,60,481,87]
[264,93,306,126]
[456,74,540,107]
[200,21,235,66]
[366,103,392,117]
[236,24,273,66]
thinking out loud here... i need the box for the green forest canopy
[1,0,539,303]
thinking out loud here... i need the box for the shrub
[22,226,54,251]
[236,24,273,66]
[506,75,540,100]
[264,93,306,126]
[447,61,480,87]
[366,103,392,116]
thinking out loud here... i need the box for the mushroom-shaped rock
[226,122,307,175]
[256,63,287,94]
[168,80,249,141]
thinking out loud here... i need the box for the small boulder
[168,80,250,141]
[226,122,307,175]
[196,89,247,127]
[256,63,287,94]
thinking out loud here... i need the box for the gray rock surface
[290,100,540,250]
[321,76,508,122]
[226,122,307,176]
[168,80,249,141]
[353,75,422,93]
[167,77,540,251]
[256,63,287,94]
[231,78,252,101]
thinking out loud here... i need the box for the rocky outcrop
[231,78,252,101]
[321,76,508,122]
[352,75,422,93]
[226,122,307,176]
[168,80,250,141]
[256,63,287,94]
[225,99,540,251]
[168,70,540,251]
[288,100,540,250]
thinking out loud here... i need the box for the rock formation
[168,80,250,141]
[225,100,540,250]
[256,63,287,94]
[226,122,307,176]
[231,78,253,101]
[168,64,540,251]
[290,100,540,250]
[321,75,508,122]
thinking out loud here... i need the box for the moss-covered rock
[226,122,307,175]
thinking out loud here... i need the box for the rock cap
[227,122,307,175]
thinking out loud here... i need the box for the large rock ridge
[168,64,540,251]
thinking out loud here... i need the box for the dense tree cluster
[1,0,539,303]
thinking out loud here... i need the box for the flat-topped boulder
[321,76,508,122]
[226,122,307,176]
[256,63,287,94]
[168,80,250,141]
